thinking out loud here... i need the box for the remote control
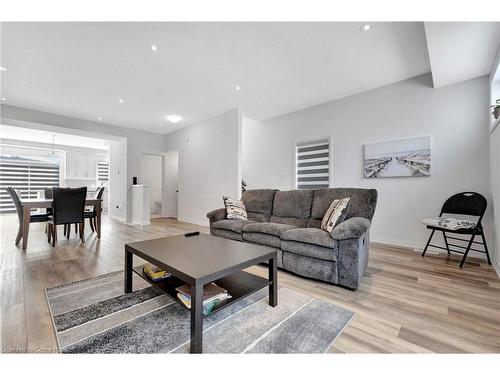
[184,231,200,237]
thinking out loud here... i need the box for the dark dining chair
[43,187,53,212]
[84,187,105,233]
[421,192,491,268]
[48,187,87,246]
[5,187,50,246]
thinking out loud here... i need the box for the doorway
[164,150,179,218]
[140,153,164,218]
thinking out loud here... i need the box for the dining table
[19,198,102,250]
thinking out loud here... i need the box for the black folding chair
[421,192,491,268]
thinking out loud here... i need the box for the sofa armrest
[332,217,371,289]
[207,208,226,222]
[331,217,371,241]
[207,208,227,234]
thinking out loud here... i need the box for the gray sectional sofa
[207,188,377,289]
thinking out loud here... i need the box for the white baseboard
[371,236,422,250]
[371,237,491,262]
[177,216,209,228]
[109,214,126,223]
[493,258,500,278]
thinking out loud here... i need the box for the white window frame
[293,136,333,190]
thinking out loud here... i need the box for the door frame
[140,152,166,218]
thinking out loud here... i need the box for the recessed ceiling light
[118,99,124,104]
[151,44,158,52]
[361,24,371,31]
[0,66,6,72]
[97,116,103,120]
[1,97,6,101]
[165,115,182,123]
[235,85,241,91]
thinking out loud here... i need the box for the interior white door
[140,153,163,217]
[164,151,178,218]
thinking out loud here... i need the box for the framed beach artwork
[364,136,431,178]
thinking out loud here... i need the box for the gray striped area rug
[45,271,354,353]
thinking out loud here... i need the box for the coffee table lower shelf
[133,265,270,317]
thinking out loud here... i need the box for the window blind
[0,156,60,214]
[296,139,330,189]
[96,161,109,182]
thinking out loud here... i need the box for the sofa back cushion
[307,188,378,228]
[241,189,277,222]
[270,190,314,228]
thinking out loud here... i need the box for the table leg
[190,283,203,353]
[269,254,278,307]
[124,249,133,293]
[22,204,31,250]
[96,200,102,239]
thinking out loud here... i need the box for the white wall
[109,139,127,220]
[1,104,164,222]
[164,109,241,226]
[243,74,492,250]
[140,153,163,215]
[489,47,500,275]
[489,128,500,272]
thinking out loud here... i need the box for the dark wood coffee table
[124,233,278,353]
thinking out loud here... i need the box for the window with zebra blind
[295,138,331,189]
[0,154,60,214]
[96,160,109,182]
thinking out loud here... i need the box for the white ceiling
[0,124,109,149]
[0,22,431,134]
[424,22,500,88]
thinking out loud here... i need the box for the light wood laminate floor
[1,214,499,353]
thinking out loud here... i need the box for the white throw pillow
[321,197,351,233]
[223,196,248,220]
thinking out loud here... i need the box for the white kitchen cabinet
[86,154,96,179]
[65,152,98,180]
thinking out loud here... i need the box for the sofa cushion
[242,189,277,215]
[243,232,282,248]
[311,188,377,221]
[243,222,296,237]
[212,228,243,242]
[270,215,308,227]
[212,219,255,234]
[273,190,314,218]
[247,212,270,223]
[281,228,336,248]
[281,241,337,262]
[282,252,338,284]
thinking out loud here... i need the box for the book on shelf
[176,282,231,315]
[176,282,227,299]
[143,263,171,281]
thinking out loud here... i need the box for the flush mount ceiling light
[361,24,371,31]
[1,97,6,101]
[235,85,241,91]
[118,99,124,104]
[165,115,182,123]
[0,66,6,72]
[151,44,158,52]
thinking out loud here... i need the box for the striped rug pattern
[45,271,355,353]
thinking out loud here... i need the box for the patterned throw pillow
[223,196,248,220]
[321,197,351,233]
[422,217,476,230]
